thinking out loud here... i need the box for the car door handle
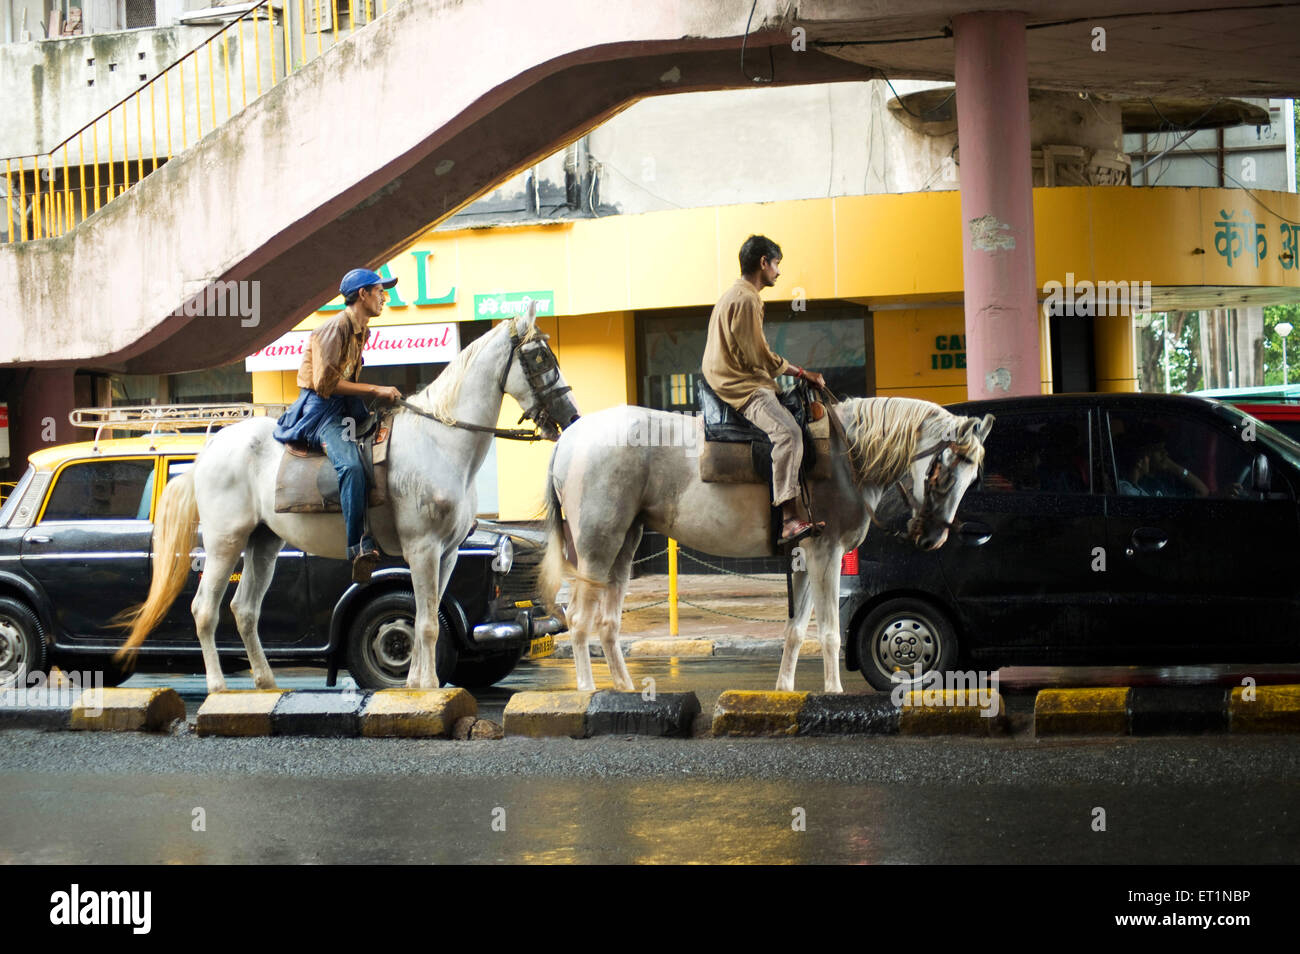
[957,521,992,546]
[27,535,51,544]
[1127,527,1167,554]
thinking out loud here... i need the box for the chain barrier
[679,598,788,624]
[677,549,784,581]
[632,547,670,565]
[621,598,670,613]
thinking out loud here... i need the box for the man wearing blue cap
[274,268,403,582]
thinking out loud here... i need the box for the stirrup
[778,520,824,546]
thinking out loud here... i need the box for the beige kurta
[702,278,790,409]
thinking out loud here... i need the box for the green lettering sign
[473,291,555,320]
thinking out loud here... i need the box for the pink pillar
[954,11,1041,398]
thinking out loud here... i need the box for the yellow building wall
[258,186,1300,516]
[874,307,969,404]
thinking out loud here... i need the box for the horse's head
[502,300,580,441]
[899,411,994,550]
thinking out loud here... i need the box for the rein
[396,398,549,441]
[393,318,562,443]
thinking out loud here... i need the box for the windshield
[0,466,34,528]
[1210,402,1300,471]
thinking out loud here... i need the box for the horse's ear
[520,298,539,330]
[976,413,995,442]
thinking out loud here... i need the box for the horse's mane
[405,317,543,424]
[837,396,986,486]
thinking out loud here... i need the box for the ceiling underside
[797,1,1300,100]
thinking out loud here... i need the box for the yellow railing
[2,0,397,245]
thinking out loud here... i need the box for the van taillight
[840,550,859,576]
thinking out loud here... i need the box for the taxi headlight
[492,536,514,574]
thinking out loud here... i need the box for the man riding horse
[703,235,827,545]
[273,267,403,583]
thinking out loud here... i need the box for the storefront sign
[473,291,555,320]
[319,251,456,312]
[244,323,460,372]
[930,334,966,370]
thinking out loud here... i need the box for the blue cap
[340,268,398,297]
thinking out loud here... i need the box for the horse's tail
[539,456,570,610]
[115,469,199,662]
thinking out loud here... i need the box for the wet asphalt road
[2,655,1299,863]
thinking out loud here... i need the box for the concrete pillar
[9,368,77,474]
[954,11,1042,399]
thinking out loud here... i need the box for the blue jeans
[316,414,372,557]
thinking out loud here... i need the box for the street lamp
[1278,322,1294,386]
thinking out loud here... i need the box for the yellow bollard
[668,538,679,637]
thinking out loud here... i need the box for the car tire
[451,646,527,689]
[0,597,48,686]
[857,597,959,692]
[346,591,459,690]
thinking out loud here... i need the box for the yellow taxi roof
[28,433,209,472]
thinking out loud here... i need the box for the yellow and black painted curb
[502,690,701,738]
[711,688,1006,737]
[1034,685,1300,735]
[0,686,185,732]
[195,687,478,737]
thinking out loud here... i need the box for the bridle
[398,318,575,442]
[852,432,977,541]
[895,438,977,535]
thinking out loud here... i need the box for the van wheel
[346,592,458,690]
[857,598,958,692]
[0,597,47,687]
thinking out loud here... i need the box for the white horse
[541,396,993,692]
[117,305,578,692]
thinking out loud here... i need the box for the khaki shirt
[702,278,790,409]
[296,308,369,398]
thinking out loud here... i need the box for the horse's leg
[775,569,814,692]
[191,531,247,695]
[568,578,597,692]
[404,544,443,689]
[229,526,283,690]
[808,543,845,693]
[598,528,640,693]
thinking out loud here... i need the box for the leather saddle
[274,409,394,514]
[697,379,831,485]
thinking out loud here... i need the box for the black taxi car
[840,392,1300,690]
[0,431,563,690]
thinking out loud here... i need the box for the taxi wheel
[857,597,958,692]
[451,647,526,689]
[0,597,48,686]
[346,591,458,690]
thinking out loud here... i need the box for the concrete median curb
[626,639,715,657]
[0,686,185,732]
[195,688,478,738]
[710,689,1004,736]
[1035,685,1300,736]
[503,690,700,738]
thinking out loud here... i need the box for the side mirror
[1252,453,1271,493]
